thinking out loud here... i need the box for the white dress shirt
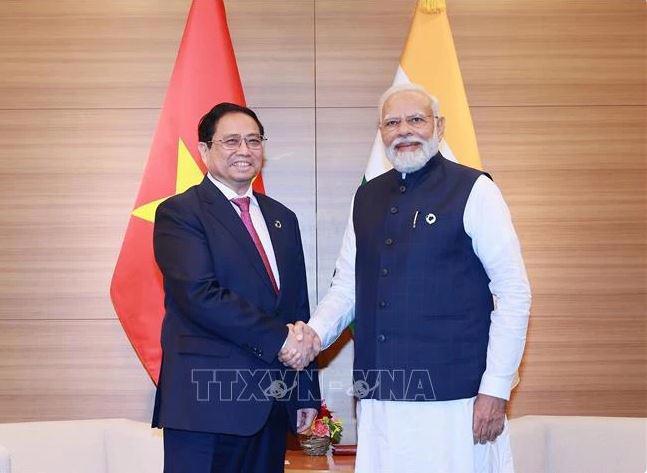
[207,173,280,290]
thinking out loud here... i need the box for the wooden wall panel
[0,320,153,422]
[315,0,410,108]
[315,108,376,294]
[510,391,647,418]
[257,108,317,307]
[472,106,646,330]
[227,1,315,107]
[0,109,155,320]
[316,0,646,107]
[519,316,646,391]
[0,0,313,109]
[0,1,185,109]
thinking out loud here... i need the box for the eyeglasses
[380,114,438,132]
[207,134,267,150]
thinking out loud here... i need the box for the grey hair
[378,83,441,119]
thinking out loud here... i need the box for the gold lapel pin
[426,213,437,225]
[274,220,282,229]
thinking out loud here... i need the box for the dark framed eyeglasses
[206,134,268,150]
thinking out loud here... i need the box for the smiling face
[380,90,445,173]
[198,112,264,195]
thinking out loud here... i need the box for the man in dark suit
[152,102,321,473]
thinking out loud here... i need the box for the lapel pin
[426,213,437,225]
[274,220,282,229]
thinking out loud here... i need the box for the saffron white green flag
[365,0,482,181]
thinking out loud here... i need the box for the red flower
[311,419,330,437]
[318,401,333,420]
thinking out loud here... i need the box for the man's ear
[197,141,209,165]
[436,116,446,141]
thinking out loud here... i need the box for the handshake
[278,321,322,370]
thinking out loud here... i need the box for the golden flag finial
[419,0,446,14]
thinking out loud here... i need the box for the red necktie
[231,197,279,294]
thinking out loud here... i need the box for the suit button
[380,268,389,277]
[399,185,406,193]
[385,238,394,246]
[378,301,387,309]
[390,206,398,214]
[377,334,386,342]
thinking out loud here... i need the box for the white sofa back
[0,419,162,473]
[0,415,644,473]
[510,415,647,473]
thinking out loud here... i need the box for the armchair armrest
[104,420,163,473]
[0,442,11,473]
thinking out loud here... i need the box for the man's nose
[395,119,415,136]
[396,122,414,136]
[236,140,252,154]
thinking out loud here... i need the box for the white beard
[385,132,440,174]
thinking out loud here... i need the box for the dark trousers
[163,402,288,473]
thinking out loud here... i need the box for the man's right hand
[278,321,321,370]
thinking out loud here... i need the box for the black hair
[198,102,265,147]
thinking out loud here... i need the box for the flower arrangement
[310,402,343,443]
[299,402,344,455]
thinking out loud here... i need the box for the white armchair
[0,419,163,473]
[510,416,647,473]
[0,442,10,473]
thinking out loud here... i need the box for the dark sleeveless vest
[352,153,494,401]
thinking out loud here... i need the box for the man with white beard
[281,83,531,472]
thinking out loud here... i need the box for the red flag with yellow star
[110,0,262,383]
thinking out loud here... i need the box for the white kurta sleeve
[308,199,357,349]
[464,175,532,400]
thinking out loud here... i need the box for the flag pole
[419,0,446,14]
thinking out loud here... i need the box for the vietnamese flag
[111,0,262,383]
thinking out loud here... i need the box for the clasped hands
[278,321,321,370]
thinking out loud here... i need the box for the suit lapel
[197,178,276,295]
[256,193,288,307]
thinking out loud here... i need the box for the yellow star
[132,138,204,223]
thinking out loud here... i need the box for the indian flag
[365,0,483,181]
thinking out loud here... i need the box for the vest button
[378,301,387,309]
[380,268,389,276]
[399,185,406,193]
[377,334,386,342]
[390,206,398,214]
[385,238,394,246]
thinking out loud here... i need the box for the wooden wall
[0,0,644,442]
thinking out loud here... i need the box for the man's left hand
[279,322,321,370]
[296,408,318,434]
[472,393,506,444]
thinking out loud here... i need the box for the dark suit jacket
[151,176,320,436]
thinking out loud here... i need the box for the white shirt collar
[207,173,257,205]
